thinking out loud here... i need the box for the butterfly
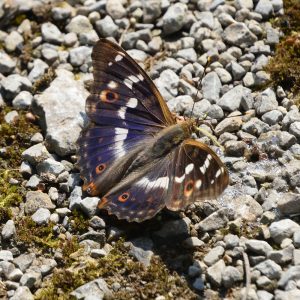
[77,38,229,222]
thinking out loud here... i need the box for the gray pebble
[0,250,13,261]
[289,122,300,143]
[153,218,191,242]
[193,277,204,291]
[12,91,33,109]
[25,174,41,189]
[66,15,93,34]
[278,265,300,288]
[80,197,99,217]
[89,216,106,229]
[222,266,243,288]
[245,239,273,255]
[268,245,294,265]
[4,110,18,124]
[64,32,78,47]
[70,278,112,299]
[20,271,41,289]
[28,59,48,83]
[255,0,274,19]
[0,51,16,74]
[154,69,179,101]
[1,74,32,100]
[254,259,282,279]
[52,6,72,21]
[269,219,300,244]
[106,0,126,19]
[223,22,257,48]
[162,3,187,35]
[5,31,23,52]
[1,220,16,240]
[206,259,226,287]
[41,47,58,64]
[69,46,92,67]
[195,208,229,232]
[218,85,251,112]
[36,158,65,180]
[24,191,55,215]
[204,246,225,266]
[31,208,51,225]
[202,72,222,103]
[41,22,63,44]
[10,286,33,300]
[277,193,300,216]
[8,268,23,281]
[95,15,118,38]
[143,0,161,23]
[261,110,283,125]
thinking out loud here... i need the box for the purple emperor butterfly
[77,38,229,222]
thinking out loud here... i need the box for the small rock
[21,143,51,165]
[20,271,41,289]
[277,193,300,216]
[89,216,106,229]
[0,250,13,261]
[154,69,179,101]
[183,237,205,248]
[222,266,243,288]
[196,208,229,232]
[153,218,191,242]
[163,3,187,35]
[95,15,118,38]
[36,158,65,180]
[126,237,154,267]
[278,265,300,288]
[12,91,33,109]
[41,22,63,44]
[8,268,23,281]
[0,51,16,74]
[80,197,99,217]
[1,220,16,240]
[223,22,257,48]
[289,121,300,143]
[66,15,93,34]
[269,219,300,244]
[5,31,23,52]
[193,277,204,291]
[204,246,225,266]
[4,110,18,124]
[70,278,113,299]
[294,230,300,248]
[202,72,222,103]
[245,239,273,256]
[175,48,197,62]
[69,46,92,67]
[24,191,55,215]
[30,132,44,144]
[143,0,162,23]
[10,286,33,300]
[206,259,226,287]
[31,208,51,225]
[255,0,274,19]
[254,259,282,279]
[14,254,35,273]
[106,0,126,19]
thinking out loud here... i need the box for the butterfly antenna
[189,56,212,119]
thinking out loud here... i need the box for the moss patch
[265,0,300,104]
[35,240,197,300]
[0,108,39,215]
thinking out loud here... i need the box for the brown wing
[91,38,175,127]
[165,139,229,211]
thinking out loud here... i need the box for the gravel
[0,1,298,299]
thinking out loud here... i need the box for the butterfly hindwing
[98,155,173,222]
[166,139,229,211]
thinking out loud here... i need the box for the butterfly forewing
[78,39,176,195]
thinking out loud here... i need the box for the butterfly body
[77,39,229,222]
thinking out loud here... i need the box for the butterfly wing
[165,139,229,211]
[98,155,173,222]
[77,39,175,196]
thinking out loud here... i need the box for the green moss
[16,217,60,250]
[0,207,13,223]
[69,209,90,234]
[265,0,300,105]
[35,240,197,300]
[0,108,39,169]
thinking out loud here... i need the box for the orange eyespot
[96,163,106,174]
[118,192,130,202]
[100,90,118,103]
[184,180,194,197]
